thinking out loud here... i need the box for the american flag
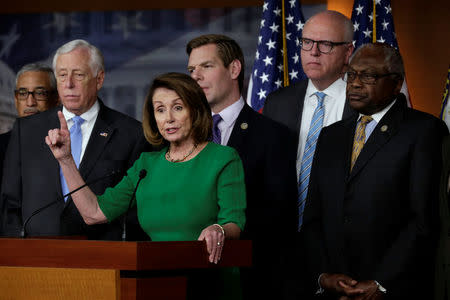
[440,66,450,130]
[246,0,306,112]
[350,0,411,106]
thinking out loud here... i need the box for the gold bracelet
[213,223,225,237]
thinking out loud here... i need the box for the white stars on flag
[247,0,306,110]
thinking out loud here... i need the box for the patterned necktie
[212,114,222,145]
[61,116,85,200]
[298,91,326,230]
[351,115,373,171]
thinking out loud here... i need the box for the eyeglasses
[300,38,350,54]
[343,71,400,85]
[15,88,52,101]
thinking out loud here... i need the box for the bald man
[263,10,356,230]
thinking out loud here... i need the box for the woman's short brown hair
[143,72,212,147]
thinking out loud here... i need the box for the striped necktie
[298,91,326,230]
[212,114,222,144]
[61,116,85,200]
[351,115,373,171]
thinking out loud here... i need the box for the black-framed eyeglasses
[300,38,350,54]
[14,88,52,101]
[343,71,400,85]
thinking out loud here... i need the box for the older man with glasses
[1,40,150,240]
[300,42,448,300]
[264,10,356,231]
[13,63,59,118]
[0,63,59,202]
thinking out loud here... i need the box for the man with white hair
[1,40,149,240]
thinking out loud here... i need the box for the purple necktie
[212,114,222,144]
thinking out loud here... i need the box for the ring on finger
[217,242,221,246]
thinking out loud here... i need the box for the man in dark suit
[301,43,448,299]
[263,11,356,230]
[1,40,149,240]
[0,62,59,227]
[186,34,298,300]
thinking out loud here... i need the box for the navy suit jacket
[1,101,150,240]
[302,96,448,299]
[226,104,298,299]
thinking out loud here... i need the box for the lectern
[0,238,251,299]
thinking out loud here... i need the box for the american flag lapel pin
[100,132,108,137]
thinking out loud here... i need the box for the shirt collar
[214,96,245,126]
[62,100,100,123]
[358,99,397,123]
[306,78,346,101]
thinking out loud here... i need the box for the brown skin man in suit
[301,43,448,300]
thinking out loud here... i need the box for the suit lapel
[78,102,115,180]
[227,104,251,148]
[348,100,404,181]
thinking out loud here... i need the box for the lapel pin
[240,123,248,130]
[100,132,108,137]
[380,125,388,132]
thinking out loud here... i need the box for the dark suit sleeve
[373,120,448,289]
[1,121,22,236]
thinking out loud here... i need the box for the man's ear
[344,44,355,65]
[96,70,105,91]
[229,59,241,80]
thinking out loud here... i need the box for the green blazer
[436,135,450,300]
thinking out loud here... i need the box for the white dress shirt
[62,101,100,162]
[358,99,396,142]
[214,97,245,146]
[297,79,347,176]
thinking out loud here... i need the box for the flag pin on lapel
[100,132,108,137]
[380,125,388,132]
[240,123,248,130]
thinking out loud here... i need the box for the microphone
[20,169,121,238]
[122,169,147,241]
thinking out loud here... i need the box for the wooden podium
[0,238,252,299]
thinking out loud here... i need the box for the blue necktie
[212,114,222,145]
[298,92,326,230]
[60,116,85,200]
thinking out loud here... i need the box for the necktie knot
[72,116,85,128]
[315,92,326,106]
[212,114,222,125]
[360,115,373,125]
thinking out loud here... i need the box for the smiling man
[263,10,356,230]
[1,40,149,240]
[300,43,448,300]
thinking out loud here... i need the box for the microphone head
[139,169,147,179]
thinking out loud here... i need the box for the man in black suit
[186,34,298,300]
[301,43,448,299]
[1,39,149,240]
[263,11,355,230]
[0,63,59,224]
